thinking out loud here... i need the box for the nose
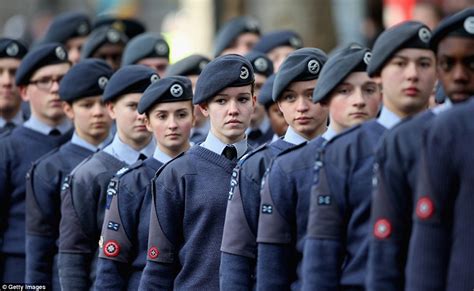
[228,99,239,116]
[296,96,309,112]
[0,71,12,86]
[405,61,419,82]
[50,78,61,93]
[451,62,469,84]
[168,116,178,129]
[351,87,366,108]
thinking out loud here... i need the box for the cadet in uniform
[302,21,437,290]
[95,76,194,289]
[220,47,328,290]
[40,12,91,65]
[0,38,28,135]
[25,59,113,289]
[0,43,72,282]
[258,74,288,141]
[257,45,381,289]
[405,7,474,291]
[368,8,474,291]
[58,65,157,290]
[213,16,260,57]
[253,30,303,71]
[139,54,255,290]
[121,32,170,77]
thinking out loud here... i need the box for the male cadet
[121,32,170,77]
[253,30,303,71]
[0,38,28,135]
[213,16,260,57]
[404,8,474,291]
[165,54,211,144]
[368,8,474,291]
[302,21,437,290]
[0,43,72,282]
[258,74,288,141]
[58,65,158,290]
[25,59,113,289]
[41,12,91,64]
[81,26,128,71]
[95,76,194,290]
[257,45,381,289]
[244,51,275,147]
[220,48,328,290]
[139,54,256,290]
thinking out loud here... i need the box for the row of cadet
[0,6,473,291]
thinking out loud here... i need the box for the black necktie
[49,128,61,136]
[248,129,263,140]
[137,153,147,161]
[222,145,237,161]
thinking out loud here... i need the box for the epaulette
[274,140,307,158]
[325,123,363,146]
[238,142,269,166]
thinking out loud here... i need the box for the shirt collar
[283,126,309,145]
[153,146,173,164]
[103,133,156,165]
[377,106,402,130]
[322,126,337,141]
[432,98,453,115]
[201,130,248,159]
[23,115,72,135]
[271,133,280,143]
[0,110,25,128]
[71,132,113,152]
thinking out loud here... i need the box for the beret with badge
[368,21,432,77]
[313,45,372,103]
[165,54,210,77]
[138,76,193,114]
[93,16,146,40]
[0,38,28,59]
[193,54,254,105]
[15,43,68,86]
[244,51,274,77]
[213,16,260,57]
[272,47,328,101]
[59,59,113,103]
[122,32,170,66]
[102,65,159,102]
[430,7,474,52]
[258,74,276,110]
[42,12,91,44]
[80,26,128,60]
[253,30,303,53]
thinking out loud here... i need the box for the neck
[383,99,427,119]
[118,132,152,151]
[32,113,66,127]
[78,131,110,147]
[0,106,21,121]
[210,128,245,145]
[158,142,190,158]
[304,119,328,140]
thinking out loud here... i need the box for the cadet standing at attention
[220,47,328,290]
[139,54,255,290]
[368,7,474,291]
[257,45,382,290]
[0,43,72,283]
[25,59,113,289]
[58,65,157,290]
[302,21,437,290]
[95,76,194,289]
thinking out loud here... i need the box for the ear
[62,102,75,120]
[144,116,153,133]
[19,86,29,102]
[252,94,257,107]
[106,101,116,120]
[197,103,209,118]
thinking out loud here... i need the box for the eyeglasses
[29,75,65,91]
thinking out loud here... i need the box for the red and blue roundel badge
[374,218,392,239]
[104,240,120,257]
[416,196,434,220]
[148,246,160,259]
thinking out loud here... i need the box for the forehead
[389,48,435,60]
[65,36,88,48]
[73,95,102,104]
[234,32,260,44]
[216,85,252,96]
[284,78,317,91]
[93,43,124,55]
[150,100,192,112]
[437,37,474,57]
[0,58,21,68]
[115,92,142,104]
[137,57,169,66]
[30,62,70,79]
[341,71,376,86]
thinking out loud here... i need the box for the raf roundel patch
[363,52,372,65]
[98,76,108,89]
[55,46,66,61]
[155,42,169,55]
[374,218,392,239]
[150,74,160,83]
[416,196,434,220]
[240,66,249,80]
[107,29,121,43]
[464,16,474,34]
[148,246,160,259]
[104,240,120,257]
[77,22,89,35]
[170,84,183,97]
[418,27,431,43]
[6,43,19,57]
[307,59,320,75]
[254,57,268,73]
[289,36,302,48]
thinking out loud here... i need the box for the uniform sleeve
[0,142,12,241]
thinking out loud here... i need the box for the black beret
[313,46,372,103]
[193,54,254,105]
[42,12,91,44]
[213,16,260,57]
[138,76,193,114]
[59,59,113,103]
[244,51,274,77]
[430,7,474,52]
[122,33,170,66]
[93,16,146,39]
[165,54,210,77]
[258,74,276,109]
[253,30,303,53]
[368,21,432,77]
[102,65,160,102]
[15,43,69,86]
[0,38,28,59]
[272,47,327,101]
[80,26,128,60]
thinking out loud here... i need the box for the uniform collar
[432,98,453,115]
[153,146,174,164]
[201,130,248,159]
[0,110,25,128]
[377,106,402,130]
[321,126,337,141]
[103,133,156,165]
[71,132,113,152]
[23,115,72,135]
[271,133,280,143]
[283,126,308,145]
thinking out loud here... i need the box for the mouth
[49,99,63,106]
[134,125,148,131]
[403,87,420,97]
[226,120,242,125]
[349,112,368,118]
[166,133,181,138]
[295,116,312,124]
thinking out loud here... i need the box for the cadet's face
[277,79,328,140]
[146,101,193,156]
[0,58,22,114]
[65,36,87,65]
[267,102,288,137]
[268,46,295,72]
[380,48,436,117]
[327,72,382,133]
[436,37,474,103]
[21,63,70,125]
[107,93,151,147]
[220,33,260,56]
[64,95,112,145]
[250,74,267,126]
[92,43,124,71]
[199,85,255,144]
[137,57,169,77]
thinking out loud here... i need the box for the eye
[336,87,350,95]
[81,102,94,109]
[214,98,226,105]
[127,103,138,110]
[177,111,189,119]
[438,58,454,72]
[419,60,432,69]
[364,85,377,95]
[238,96,250,103]
[157,113,167,120]
[282,94,296,102]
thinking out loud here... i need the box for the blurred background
[1,0,472,62]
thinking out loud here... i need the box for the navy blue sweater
[220,139,293,290]
[95,158,162,290]
[406,100,474,291]
[26,142,93,289]
[302,121,385,290]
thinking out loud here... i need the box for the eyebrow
[392,54,433,62]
